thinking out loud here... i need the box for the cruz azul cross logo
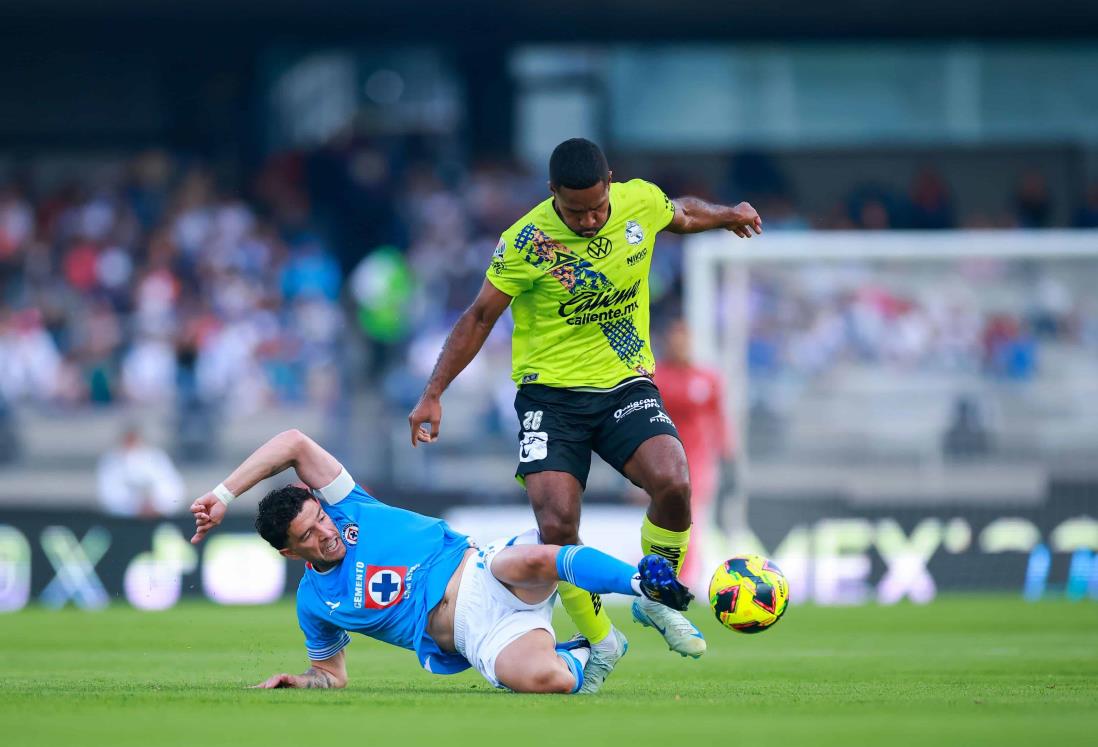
[364,565,407,610]
[586,236,612,259]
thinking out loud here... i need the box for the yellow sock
[641,515,691,575]
[558,582,613,645]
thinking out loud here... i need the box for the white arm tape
[316,467,355,504]
[212,483,236,506]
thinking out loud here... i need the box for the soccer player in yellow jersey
[408,138,761,693]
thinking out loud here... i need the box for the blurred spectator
[758,194,809,231]
[908,168,956,229]
[281,238,342,302]
[121,333,178,404]
[725,151,789,201]
[0,392,19,464]
[847,185,898,229]
[942,395,993,458]
[0,308,62,402]
[350,245,416,375]
[1073,183,1098,228]
[174,326,219,463]
[124,150,172,230]
[95,426,185,517]
[1014,171,1053,228]
[0,185,34,279]
[982,314,1037,379]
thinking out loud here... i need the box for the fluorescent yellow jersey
[486,179,676,389]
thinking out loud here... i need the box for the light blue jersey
[295,472,474,675]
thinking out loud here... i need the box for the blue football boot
[633,554,706,659]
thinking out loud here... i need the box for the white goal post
[682,229,1098,534]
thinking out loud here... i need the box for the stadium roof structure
[4,0,1098,40]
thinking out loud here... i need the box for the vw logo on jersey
[625,219,644,245]
[365,565,407,609]
[342,523,359,546]
[586,236,612,259]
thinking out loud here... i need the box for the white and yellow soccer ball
[709,555,789,634]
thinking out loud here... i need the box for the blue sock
[556,650,584,694]
[555,545,638,597]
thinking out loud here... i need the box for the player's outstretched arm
[190,429,342,544]
[253,650,347,690]
[407,278,512,447]
[665,196,762,238]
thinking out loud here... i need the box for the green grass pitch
[2,596,1095,747]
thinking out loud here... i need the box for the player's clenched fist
[725,201,762,238]
[407,394,442,447]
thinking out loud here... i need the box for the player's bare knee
[652,475,691,512]
[523,665,575,694]
[647,477,691,529]
[278,428,307,447]
[520,545,559,582]
[549,668,577,694]
[537,514,580,545]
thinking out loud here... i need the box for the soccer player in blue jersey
[189,429,693,694]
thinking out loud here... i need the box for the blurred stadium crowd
[4,139,1098,420]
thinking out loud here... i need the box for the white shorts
[453,529,556,689]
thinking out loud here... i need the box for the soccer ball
[709,555,789,634]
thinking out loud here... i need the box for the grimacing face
[281,498,346,566]
[551,176,612,238]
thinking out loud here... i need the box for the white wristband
[212,483,236,506]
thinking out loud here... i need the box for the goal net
[682,230,1098,604]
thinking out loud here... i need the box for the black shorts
[513,380,682,489]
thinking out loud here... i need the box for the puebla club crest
[625,220,644,245]
[587,236,612,259]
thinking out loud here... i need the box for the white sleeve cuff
[315,467,356,504]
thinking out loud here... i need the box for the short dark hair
[549,138,609,190]
[255,485,315,550]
